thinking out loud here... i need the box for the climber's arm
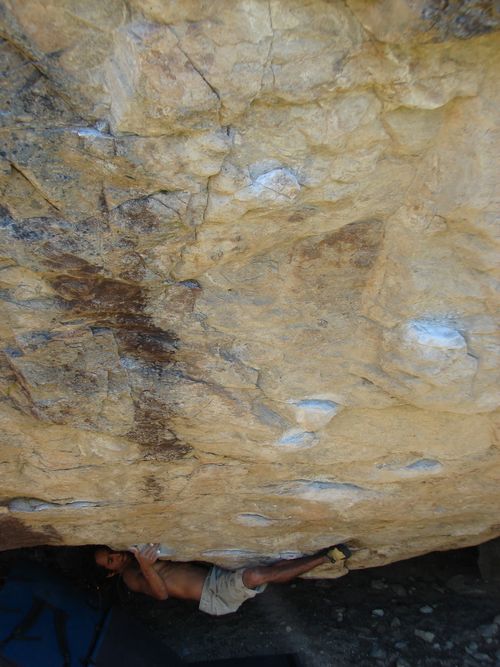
[124,544,168,600]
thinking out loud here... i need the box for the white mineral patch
[277,429,319,448]
[405,322,466,350]
[253,168,301,199]
[8,498,55,512]
[290,399,341,430]
[8,498,98,512]
[277,551,306,560]
[236,513,274,527]
[286,481,379,506]
[404,459,443,472]
[130,544,176,558]
[380,320,478,408]
[235,168,301,203]
[376,459,444,478]
[75,127,112,140]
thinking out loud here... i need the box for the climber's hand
[129,543,161,567]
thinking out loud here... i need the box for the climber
[94,542,351,616]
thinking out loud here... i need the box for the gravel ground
[125,547,500,667]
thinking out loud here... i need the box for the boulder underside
[0,0,499,575]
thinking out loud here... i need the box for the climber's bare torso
[123,560,207,600]
[94,545,206,601]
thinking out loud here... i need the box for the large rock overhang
[0,0,499,575]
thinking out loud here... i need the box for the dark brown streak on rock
[0,202,196,460]
[1,351,44,420]
[126,391,191,462]
[0,515,61,551]
[50,274,144,317]
[41,253,103,274]
[47,271,193,460]
[0,348,17,376]
[115,326,178,363]
[142,474,164,500]
[294,220,384,269]
[48,274,179,361]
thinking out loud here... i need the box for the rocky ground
[126,547,500,667]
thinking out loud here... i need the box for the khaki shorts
[199,566,267,616]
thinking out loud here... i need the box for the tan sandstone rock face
[0,0,499,575]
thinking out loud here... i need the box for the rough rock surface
[0,0,499,574]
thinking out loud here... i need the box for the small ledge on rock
[376,459,443,478]
[290,399,341,430]
[380,318,478,409]
[277,551,305,560]
[253,168,301,199]
[282,481,380,506]
[405,458,443,472]
[8,498,99,512]
[277,429,319,448]
[177,279,201,290]
[405,321,466,350]
[236,514,274,527]
[75,127,112,139]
